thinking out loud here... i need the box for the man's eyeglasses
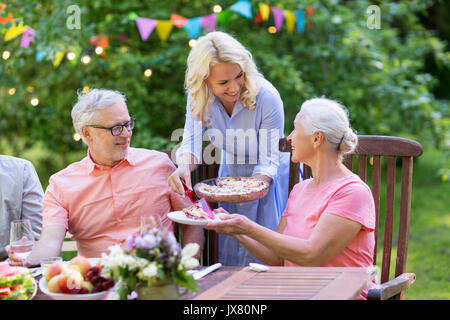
[87,118,136,136]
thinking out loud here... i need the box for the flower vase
[136,278,180,300]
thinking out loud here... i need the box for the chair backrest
[162,150,220,266]
[279,135,423,289]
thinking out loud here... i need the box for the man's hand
[5,244,28,266]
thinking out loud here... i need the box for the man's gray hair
[71,88,127,137]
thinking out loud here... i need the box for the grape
[79,288,89,294]
[90,275,101,285]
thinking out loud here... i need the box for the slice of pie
[182,202,210,220]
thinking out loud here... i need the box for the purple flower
[134,233,157,249]
[166,232,178,248]
[125,234,136,251]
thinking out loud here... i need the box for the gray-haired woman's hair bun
[338,127,358,154]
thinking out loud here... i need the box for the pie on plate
[182,202,210,220]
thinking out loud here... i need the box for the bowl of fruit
[39,256,115,300]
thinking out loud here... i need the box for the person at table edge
[0,155,43,261]
[6,89,203,266]
[205,98,376,299]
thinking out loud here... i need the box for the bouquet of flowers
[100,227,200,300]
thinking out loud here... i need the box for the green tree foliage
[1,0,449,156]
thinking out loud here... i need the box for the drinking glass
[40,257,63,276]
[9,219,35,260]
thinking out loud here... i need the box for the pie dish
[194,177,269,203]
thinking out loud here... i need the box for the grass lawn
[401,145,450,300]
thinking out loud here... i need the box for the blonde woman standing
[168,31,290,266]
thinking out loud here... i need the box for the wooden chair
[162,150,220,266]
[279,135,423,300]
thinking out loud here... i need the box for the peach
[57,269,84,294]
[68,256,91,277]
[47,274,61,293]
[45,262,66,282]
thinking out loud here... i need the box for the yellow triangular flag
[4,22,27,41]
[53,50,65,67]
[156,20,173,42]
[284,10,295,34]
[259,3,270,21]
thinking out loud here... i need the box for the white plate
[39,277,112,300]
[168,211,225,226]
[38,258,111,300]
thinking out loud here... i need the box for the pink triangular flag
[201,14,217,32]
[272,7,284,32]
[136,17,157,41]
[20,27,35,48]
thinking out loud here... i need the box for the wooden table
[187,266,377,300]
[34,266,376,300]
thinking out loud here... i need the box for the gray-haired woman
[205,98,377,299]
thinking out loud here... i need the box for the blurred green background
[1,0,449,299]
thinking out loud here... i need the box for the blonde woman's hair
[185,31,262,126]
[296,98,358,159]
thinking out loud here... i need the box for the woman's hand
[253,174,272,185]
[168,166,191,196]
[205,208,253,236]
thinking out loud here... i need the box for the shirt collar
[84,148,136,174]
[213,97,245,118]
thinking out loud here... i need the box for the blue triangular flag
[184,17,202,38]
[36,49,45,62]
[294,9,305,33]
[230,0,253,19]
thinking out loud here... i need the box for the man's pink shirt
[43,148,190,258]
[282,174,376,299]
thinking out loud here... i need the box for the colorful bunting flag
[0,12,12,24]
[53,50,65,67]
[306,5,314,29]
[128,12,138,21]
[272,7,284,32]
[284,10,295,34]
[254,11,263,24]
[89,34,109,48]
[156,20,173,42]
[230,0,252,19]
[217,9,231,27]
[68,46,82,66]
[4,22,27,41]
[294,10,305,33]
[201,14,217,32]
[20,27,35,48]
[184,17,202,38]
[258,3,270,21]
[36,49,45,62]
[171,13,187,28]
[136,17,157,41]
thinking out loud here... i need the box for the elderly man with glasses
[6,89,203,266]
